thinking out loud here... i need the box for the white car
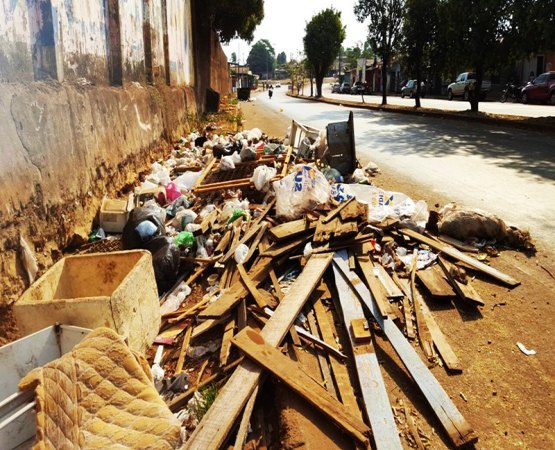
[275,82,281,88]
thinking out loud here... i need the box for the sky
[222,1,369,64]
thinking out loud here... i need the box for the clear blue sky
[222,1,369,63]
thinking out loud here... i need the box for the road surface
[254,87,555,247]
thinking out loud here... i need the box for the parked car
[447,72,491,100]
[339,82,351,94]
[350,81,370,95]
[331,82,341,93]
[400,79,426,98]
[521,72,555,104]
[275,81,281,88]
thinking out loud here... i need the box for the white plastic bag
[247,128,263,141]
[234,243,249,264]
[174,171,201,190]
[273,165,331,219]
[252,165,277,191]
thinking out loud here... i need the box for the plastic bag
[173,171,201,191]
[122,206,166,249]
[273,165,330,220]
[20,235,38,284]
[165,182,182,202]
[174,231,195,247]
[247,128,263,141]
[143,236,181,293]
[332,183,421,224]
[234,243,249,264]
[220,155,236,171]
[252,165,277,191]
[160,283,192,315]
[240,146,257,161]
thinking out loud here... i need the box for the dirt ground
[239,96,555,450]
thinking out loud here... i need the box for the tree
[276,52,287,65]
[231,52,237,63]
[441,0,515,112]
[201,0,264,43]
[402,0,439,107]
[246,40,275,78]
[303,8,346,97]
[355,0,404,105]
[342,43,373,71]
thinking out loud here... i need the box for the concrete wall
[0,81,197,305]
[0,0,33,82]
[119,0,145,82]
[167,0,194,86]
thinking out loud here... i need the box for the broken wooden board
[307,310,338,397]
[351,319,371,343]
[268,218,317,242]
[219,318,236,367]
[333,264,402,450]
[438,234,479,253]
[314,218,338,243]
[333,251,477,448]
[237,263,270,309]
[340,200,369,222]
[417,265,456,297]
[400,228,519,287]
[260,234,311,258]
[183,254,333,450]
[198,257,274,319]
[373,265,404,299]
[232,327,371,446]
[312,298,361,417]
[357,256,396,319]
[321,197,354,224]
[418,296,462,372]
[438,258,485,307]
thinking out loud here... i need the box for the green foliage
[247,40,276,77]
[342,43,374,70]
[194,384,219,421]
[277,52,287,65]
[202,0,264,43]
[355,0,405,104]
[303,8,346,96]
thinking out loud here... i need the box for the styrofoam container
[99,194,134,233]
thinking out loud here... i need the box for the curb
[287,92,555,134]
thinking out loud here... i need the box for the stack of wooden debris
[150,188,521,449]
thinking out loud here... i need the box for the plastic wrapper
[174,231,195,247]
[173,171,201,191]
[234,243,249,264]
[160,283,192,315]
[20,235,38,284]
[273,165,331,220]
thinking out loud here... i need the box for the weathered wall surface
[0,81,197,305]
[0,0,232,309]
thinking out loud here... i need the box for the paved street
[322,84,555,118]
[256,87,555,246]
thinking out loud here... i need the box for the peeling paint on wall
[119,0,145,82]
[167,0,193,86]
[0,0,33,81]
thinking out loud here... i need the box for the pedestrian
[268,86,273,99]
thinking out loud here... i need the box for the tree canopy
[246,40,276,78]
[355,0,405,105]
[342,43,373,71]
[303,8,346,97]
[276,52,287,65]
[202,0,264,43]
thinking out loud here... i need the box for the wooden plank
[219,318,236,367]
[438,234,479,253]
[333,252,477,448]
[262,306,347,361]
[175,326,193,373]
[374,265,404,299]
[260,234,312,258]
[231,327,371,446]
[214,229,232,255]
[351,319,372,343]
[237,263,270,309]
[400,228,520,287]
[403,294,416,340]
[417,265,456,297]
[199,257,274,319]
[321,197,354,224]
[192,156,217,190]
[242,222,269,264]
[333,264,403,450]
[233,386,259,450]
[237,299,247,331]
[221,220,261,264]
[419,295,462,372]
[312,298,361,417]
[191,315,230,340]
[340,200,369,221]
[357,256,396,319]
[307,310,338,398]
[268,218,316,242]
[437,258,485,307]
[183,254,333,450]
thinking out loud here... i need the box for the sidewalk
[288,92,555,134]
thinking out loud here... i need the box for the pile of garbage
[6,117,534,450]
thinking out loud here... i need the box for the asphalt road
[323,84,555,118]
[256,87,555,246]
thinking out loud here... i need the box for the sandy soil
[240,94,555,450]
